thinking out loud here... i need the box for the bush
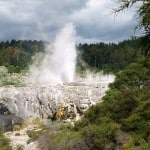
[122,99,150,138]
[16,145,24,150]
[38,135,58,150]
[0,128,12,150]
[7,65,22,73]
[27,129,44,142]
[123,134,150,150]
[15,133,20,136]
[73,57,150,149]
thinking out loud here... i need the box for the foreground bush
[0,128,12,150]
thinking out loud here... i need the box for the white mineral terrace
[0,81,111,119]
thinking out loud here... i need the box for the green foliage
[0,128,12,150]
[123,134,150,150]
[27,129,44,142]
[0,38,142,73]
[0,40,45,71]
[15,133,20,136]
[102,88,120,102]
[110,58,149,89]
[116,0,150,56]
[78,37,142,73]
[116,0,150,31]
[0,75,23,87]
[0,66,24,87]
[52,130,82,144]
[19,57,149,150]
[26,121,83,150]
[81,122,120,150]
[7,65,22,73]
[122,99,150,137]
[73,57,150,149]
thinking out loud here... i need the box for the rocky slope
[0,82,109,120]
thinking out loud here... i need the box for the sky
[0,0,142,43]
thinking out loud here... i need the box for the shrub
[123,134,150,150]
[38,135,58,150]
[27,129,44,141]
[15,133,20,136]
[16,145,24,150]
[0,128,12,150]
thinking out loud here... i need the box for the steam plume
[29,23,77,84]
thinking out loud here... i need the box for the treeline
[78,37,142,73]
[0,37,142,73]
[0,39,45,72]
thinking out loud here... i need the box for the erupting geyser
[29,23,77,84]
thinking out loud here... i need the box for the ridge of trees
[78,37,142,73]
[0,37,142,73]
[0,40,45,73]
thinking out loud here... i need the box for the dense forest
[0,40,45,73]
[78,37,142,73]
[0,37,142,73]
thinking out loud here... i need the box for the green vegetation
[0,128,12,150]
[0,1,149,149]
[15,133,20,136]
[115,0,150,56]
[30,56,149,150]
[0,66,24,87]
[0,37,142,74]
[73,56,150,149]
[26,121,84,150]
[78,37,142,73]
[0,40,45,72]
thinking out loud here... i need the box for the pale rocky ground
[0,82,110,119]
[4,124,38,150]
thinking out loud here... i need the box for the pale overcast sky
[0,0,141,43]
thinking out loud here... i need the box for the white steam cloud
[29,23,77,84]
[81,71,115,84]
[28,22,115,85]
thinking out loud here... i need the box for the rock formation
[0,82,109,121]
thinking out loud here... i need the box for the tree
[116,0,150,56]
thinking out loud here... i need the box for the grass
[0,128,12,150]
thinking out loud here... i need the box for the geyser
[29,23,77,84]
